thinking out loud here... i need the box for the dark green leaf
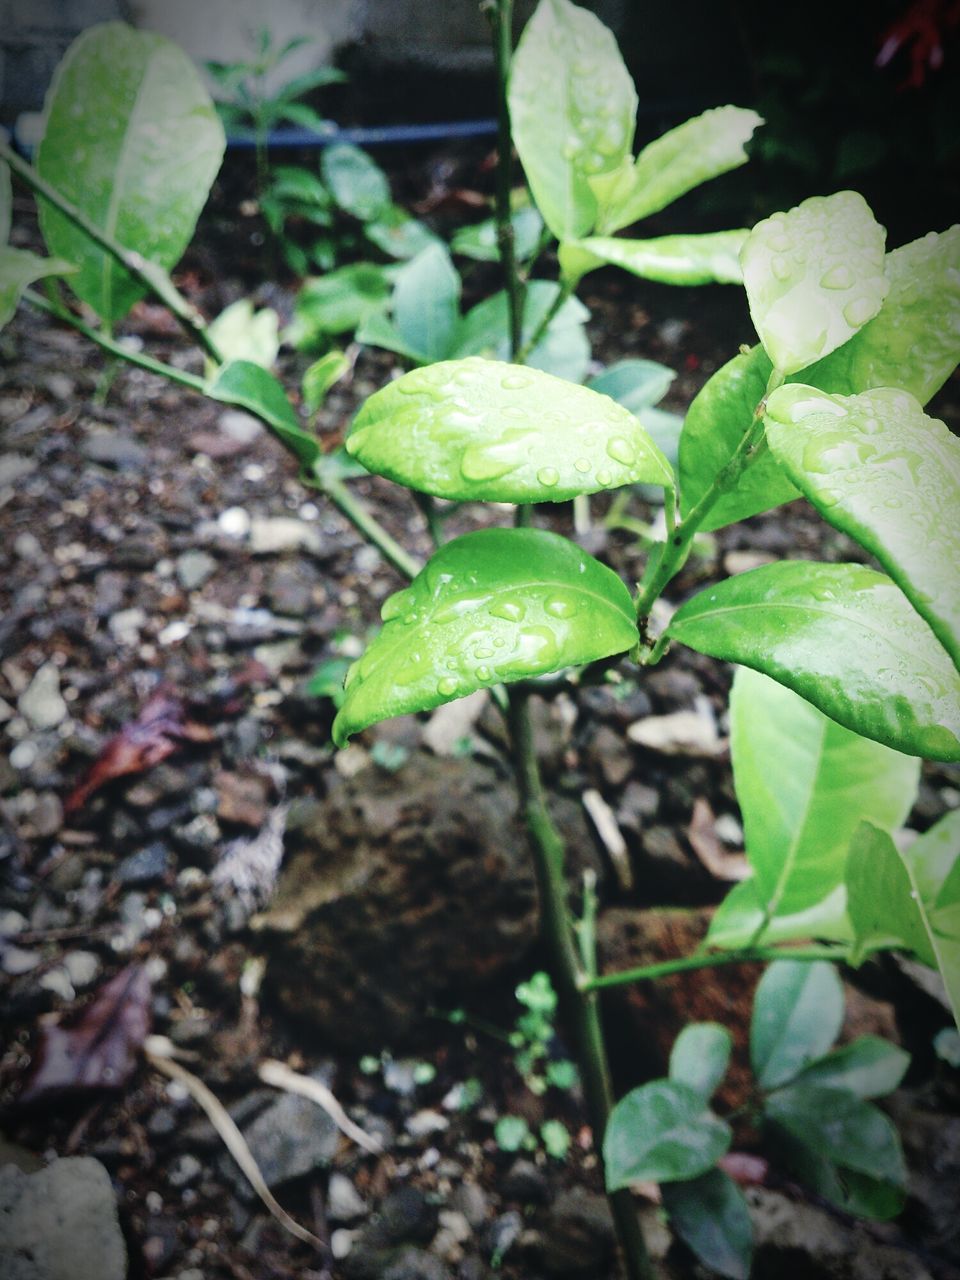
[391,242,461,363]
[267,165,332,209]
[766,1119,905,1218]
[741,192,888,375]
[586,359,676,412]
[302,349,348,413]
[751,960,844,1089]
[0,248,75,330]
[321,143,390,222]
[669,1024,732,1100]
[559,230,747,288]
[662,1169,753,1280]
[287,263,390,343]
[345,356,674,503]
[667,561,960,762]
[452,280,590,382]
[604,1080,731,1189]
[332,528,638,746]
[37,22,225,323]
[508,0,637,240]
[791,1036,909,1099]
[765,384,960,668]
[206,360,320,469]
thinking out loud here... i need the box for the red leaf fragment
[64,689,215,814]
[18,965,152,1104]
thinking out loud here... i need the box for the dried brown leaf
[687,797,750,882]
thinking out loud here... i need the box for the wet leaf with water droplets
[559,229,748,288]
[766,384,960,668]
[331,528,638,746]
[37,23,225,323]
[345,356,674,502]
[667,561,960,761]
[741,192,888,375]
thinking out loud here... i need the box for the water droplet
[844,296,877,327]
[771,256,793,282]
[606,437,635,465]
[490,598,526,623]
[381,590,414,622]
[596,470,612,486]
[493,637,506,648]
[820,264,853,290]
[437,676,459,696]
[546,595,578,619]
[769,232,791,253]
[537,466,560,487]
[433,595,489,624]
[475,646,494,660]
[861,416,881,435]
[501,372,533,391]
[788,395,846,424]
[476,665,492,682]
[574,458,591,473]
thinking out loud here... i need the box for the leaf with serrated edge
[593,105,762,233]
[604,1080,731,1189]
[37,23,224,323]
[508,0,637,240]
[332,528,638,746]
[345,357,673,503]
[730,667,919,919]
[751,961,844,1089]
[0,248,75,330]
[741,192,888,375]
[765,384,960,668]
[668,561,960,761]
[559,230,748,288]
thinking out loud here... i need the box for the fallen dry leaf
[65,689,215,814]
[19,965,151,1104]
[687,797,750,882]
[627,699,727,758]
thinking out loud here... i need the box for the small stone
[218,506,251,539]
[332,1227,358,1259]
[1,945,41,976]
[381,1247,449,1280]
[116,843,173,885]
[219,410,263,443]
[627,702,724,758]
[541,1188,615,1276]
[327,1172,368,1223]
[0,453,37,486]
[267,563,314,616]
[234,1091,338,1190]
[616,781,659,833]
[9,740,38,770]
[62,950,101,989]
[26,791,63,838]
[723,549,777,575]
[450,1183,488,1230]
[168,1154,202,1188]
[249,516,323,556]
[14,532,43,561]
[501,1159,549,1203]
[158,620,191,646]
[18,662,67,730]
[82,431,149,469]
[714,813,744,845]
[378,1187,439,1245]
[405,1109,449,1139]
[0,910,29,937]
[109,607,148,644]
[176,550,217,591]
[39,967,75,1001]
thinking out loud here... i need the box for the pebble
[0,910,28,937]
[249,516,323,556]
[219,410,263,444]
[109,607,148,644]
[327,1172,368,1223]
[82,431,149,469]
[232,1091,339,1190]
[38,966,75,1000]
[167,1154,202,1188]
[627,702,724,757]
[501,1159,549,1203]
[117,843,173,885]
[405,1109,449,1139]
[218,506,251,539]
[332,1227,358,1259]
[14,531,43,561]
[62,950,101,989]
[0,453,37,485]
[450,1183,488,1230]
[1,945,41,976]
[176,550,217,591]
[18,662,67,731]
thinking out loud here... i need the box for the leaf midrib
[101,39,154,319]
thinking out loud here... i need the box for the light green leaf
[345,356,673,504]
[451,205,544,263]
[0,160,10,243]
[287,263,390,344]
[790,1036,909,1099]
[669,1024,732,1100]
[355,311,435,364]
[452,280,590,382]
[0,248,75,330]
[332,528,638,746]
[320,143,390,222]
[730,667,919,919]
[593,105,762,233]
[206,360,320,469]
[587,359,676,412]
[205,298,279,375]
[909,809,960,905]
[508,0,637,240]
[391,242,461,363]
[751,960,844,1089]
[667,561,960,762]
[302,349,348,413]
[661,1169,752,1280]
[765,384,960,668]
[706,880,853,951]
[364,205,439,260]
[740,191,888,375]
[604,1080,731,1189]
[559,229,747,288]
[37,22,225,323]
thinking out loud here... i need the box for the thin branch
[484,0,524,358]
[581,944,851,993]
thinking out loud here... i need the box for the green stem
[485,0,523,359]
[311,475,423,582]
[1,140,223,364]
[515,278,572,365]
[507,691,654,1280]
[582,944,849,993]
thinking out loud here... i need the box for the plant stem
[485,0,523,359]
[1,140,223,364]
[311,475,423,581]
[507,690,654,1280]
[582,944,850,993]
[514,277,572,364]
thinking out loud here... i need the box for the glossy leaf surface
[206,360,320,469]
[706,880,852,951]
[559,230,747,287]
[0,248,75,330]
[765,384,960,667]
[662,1169,752,1280]
[391,242,462,364]
[332,528,638,746]
[345,357,673,503]
[593,105,762,233]
[751,960,844,1089]
[321,143,390,222]
[37,22,224,323]
[790,1036,909,1099]
[508,0,636,240]
[741,192,888,375]
[669,1023,732,1100]
[730,667,919,918]
[604,1080,731,1190]
[451,281,590,382]
[668,561,960,761]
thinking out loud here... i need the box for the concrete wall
[1,0,125,119]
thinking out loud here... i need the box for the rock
[108,607,148,644]
[616,781,660,833]
[449,1182,489,1229]
[378,1187,440,1245]
[116,843,172,885]
[638,825,712,902]
[62,951,101,989]
[175,550,217,591]
[1,946,41,976]
[539,1189,615,1277]
[23,791,63,838]
[249,516,323,556]
[18,663,67,731]
[501,1159,549,1203]
[14,532,43,562]
[217,506,251,539]
[627,702,725,758]
[232,1090,338,1190]
[585,725,633,788]
[267,562,315,616]
[327,1172,369,1223]
[381,1248,449,1280]
[82,430,149,469]
[255,753,598,1045]
[167,1154,202,1188]
[422,691,488,757]
[219,409,263,443]
[0,453,37,485]
[405,1109,449,1139]
[0,1156,127,1280]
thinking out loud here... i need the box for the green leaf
[765,384,960,668]
[274,101,332,134]
[495,1115,532,1152]
[790,1036,909,1099]
[667,561,960,762]
[452,280,590,382]
[764,1084,906,1217]
[662,1169,752,1280]
[0,160,10,243]
[365,205,439,260]
[909,809,960,905]
[355,311,435,364]
[587,359,676,412]
[707,880,853,951]
[287,263,390,344]
[320,143,390,222]
[451,205,544,263]
[740,191,888,375]
[730,667,919,919]
[508,0,637,240]
[267,165,332,210]
[751,960,844,1089]
[332,528,638,746]
[604,1080,731,1189]
[206,360,320,469]
[302,349,348,413]
[391,242,461,363]
[345,356,674,503]
[559,230,748,288]
[37,22,225,323]
[592,105,762,233]
[0,248,75,330]
[305,656,352,707]
[205,299,279,374]
[669,1024,732,1100]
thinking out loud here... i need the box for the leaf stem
[484,0,524,359]
[515,278,573,365]
[581,944,849,993]
[1,139,223,363]
[308,474,423,582]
